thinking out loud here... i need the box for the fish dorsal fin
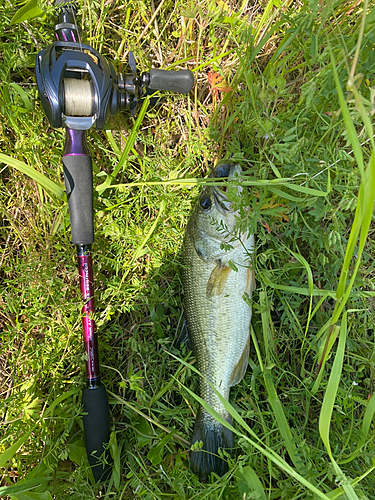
[206,260,231,298]
[229,335,250,387]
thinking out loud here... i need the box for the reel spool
[64,78,94,117]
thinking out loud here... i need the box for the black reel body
[35,11,194,131]
[35,42,122,130]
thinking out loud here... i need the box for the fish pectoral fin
[206,261,231,298]
[229,335,250,387]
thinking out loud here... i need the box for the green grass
[1,0,375,498]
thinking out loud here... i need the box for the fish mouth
[211,163,242,214]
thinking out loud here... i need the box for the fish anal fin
[229,335,250,387]
[206,261,231,298]
[246,268,256,296]
[175,315,194,352]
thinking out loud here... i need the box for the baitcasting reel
[35,3,194,130]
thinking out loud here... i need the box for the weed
[1,0,375,499]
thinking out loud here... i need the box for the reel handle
[148,69,194,94]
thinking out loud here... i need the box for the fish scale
[182,162,255,480]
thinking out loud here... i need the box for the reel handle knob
[148,69,194,94]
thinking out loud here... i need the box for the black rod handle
[62,130,94,245]
[148,69,194,94]
[63,154,94,245]
[82,384,112,482]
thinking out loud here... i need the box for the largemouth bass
[182,162,255,480]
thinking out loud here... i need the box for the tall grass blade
[0,424,37,468]
[333,153,375,309]
[253,0,282,44]
[319,313,360,500]
[258,296,305,473]
[0,154,64,199]
[357,391,375,451]
[262,368,304,472]
[312,45,375,394]
[330,49,364,178]
[96,97,149,193]
[330,45,364,298]
[268,186,305,202]
[0,478,51,497]
[107,177,330,195]
[236,466,267,500]
[10,0,45,24]
[131,200,166,263]
[319,315,346,461]
[43,389,79,416]
[177,373,330,499]
[9,491,53,500]
[9,83,33,111]
[311,325,340,403]
[262,274,336,298]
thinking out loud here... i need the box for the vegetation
[1,0,375,498]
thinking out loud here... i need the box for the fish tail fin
[190,408,233,481]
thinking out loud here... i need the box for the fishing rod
[35,0,194,482]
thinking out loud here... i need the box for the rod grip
[63,154,94,245]
[82,384,112,482]
[148,69,194,94]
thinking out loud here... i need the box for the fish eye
[214,163,230,178]
[200,196,211,210]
